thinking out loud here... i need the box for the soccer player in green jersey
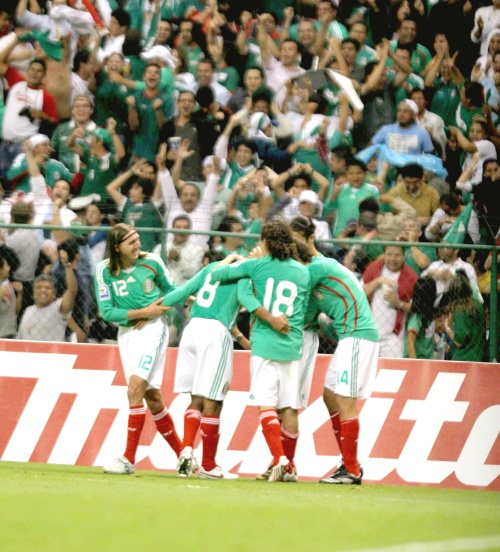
[211,219,311,482]
[94,224,182,475]
[306,248,380,485]
[161,258,288,479]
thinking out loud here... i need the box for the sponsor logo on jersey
[144,279,154,293]
[313,290,324,301]
[98,285,110,300]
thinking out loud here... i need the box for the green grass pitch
[1,461,499,552]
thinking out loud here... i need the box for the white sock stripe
[130,407,147,415]
[281,428,299,439]
[152,407,168,421]
[259,411,278,421]
[341,416,359,424]
[186,409,202,419]
[201,417,220,426]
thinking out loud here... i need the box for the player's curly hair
[290,215,316,241]
[261,219,297,261]
[106,223,146,276]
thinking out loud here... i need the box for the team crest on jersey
[222,381,230,396]
[98,285,110,300]
[313,290,324,301]
[144,279,154,293]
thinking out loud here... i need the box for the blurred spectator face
[260,13,277,34]
[129,183,145,204]
[280,40,299,67]
[33,140,52,161]
[397,102,415,127]
[341,41,358,65]
[398,20,417,44]
[179,21,194,46]
[244,69,264,93]
[72,97,93,124]
[433,33,449,55]
[180,184,200,212]
[208,41,223,63]
[248,201,259,220]
[157,20,171,44]
[177,92,195,116]
[329,153,346,174]
[197,61,214,86]
[225,221,244,250]
[468,122,486,142]
[173,217,191,246]
[317,1,336,20]
[298,21,316,48]
[299,198,316,218]
[235,144,253,167]
[488,33,500,55]
[0,257,10,281]
[394,47,411,66]
[52,180,71,203]
[440,59,452,80]
[106,53,124,72]
[493,52,500,74]
[403,175,421,195]
[410,90,426,114]
[109,16,126,37]
[85,204,103,226]
[439,247,456,263]
[483,160,499,178]
[253,99,270,114]
[0,12,10,34]
[346,164,365,189]
[384,246,405,272]
[291,177,310,196]
[34,278,56,308]
[144,65,161,89]
[26,62,46,88]
[349,23,367,45]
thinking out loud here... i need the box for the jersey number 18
[263,278,297,317]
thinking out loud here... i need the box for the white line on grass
[353,535,500,552]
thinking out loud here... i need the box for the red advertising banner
[0,340,498,490]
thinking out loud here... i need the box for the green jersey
[215,67,240,93]
[181,45,205,76]
[162,262,259,330]
[95,252,176,327]
[7,156,73,193]
[80,150,119,199]
[211,256,311,361]
[95,71,129,134]
[388,41,431,75]
[430,79,460,127]
[135,67,175,96]
[304,253,325,332]
[131,89,173,161]
[121,199,163,252]
[404,245,436,275]
[404,313,435,359]
[307,257,379,342]
[330,182,380,237]
[51,120,102,174]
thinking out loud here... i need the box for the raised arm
[59,249,78,315]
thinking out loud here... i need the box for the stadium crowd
[0,0,498,363]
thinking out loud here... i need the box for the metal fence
[0,222,498,362]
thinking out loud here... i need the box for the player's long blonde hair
[105,223,146,276]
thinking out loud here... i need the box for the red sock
[200,416,220,471]
[260,409,284,465]
[341,417,360,476]
[281,427,299,464]
[124,405,146,465]
[330,412,343,457]
[152,407,182,457]
[182,408,202,449]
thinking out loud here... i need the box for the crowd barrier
[0,340,498,490]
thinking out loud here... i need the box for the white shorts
[324,337,379,399]
[118,317,169,390]
[174,318,233,401]
[299,330,319,408]
[249,356,301,410]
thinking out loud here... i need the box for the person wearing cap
[6,134,73,194]
[51,95,99,175]
[388,163,440,226]
[127,62,174,162]
[370,99,434,155]
[297,189,330,240]
[67,118,125,203]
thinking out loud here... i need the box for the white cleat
[177,446,197,478]
[268,456,291,483]
[103,456,135,475]
[198,466,239,480]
